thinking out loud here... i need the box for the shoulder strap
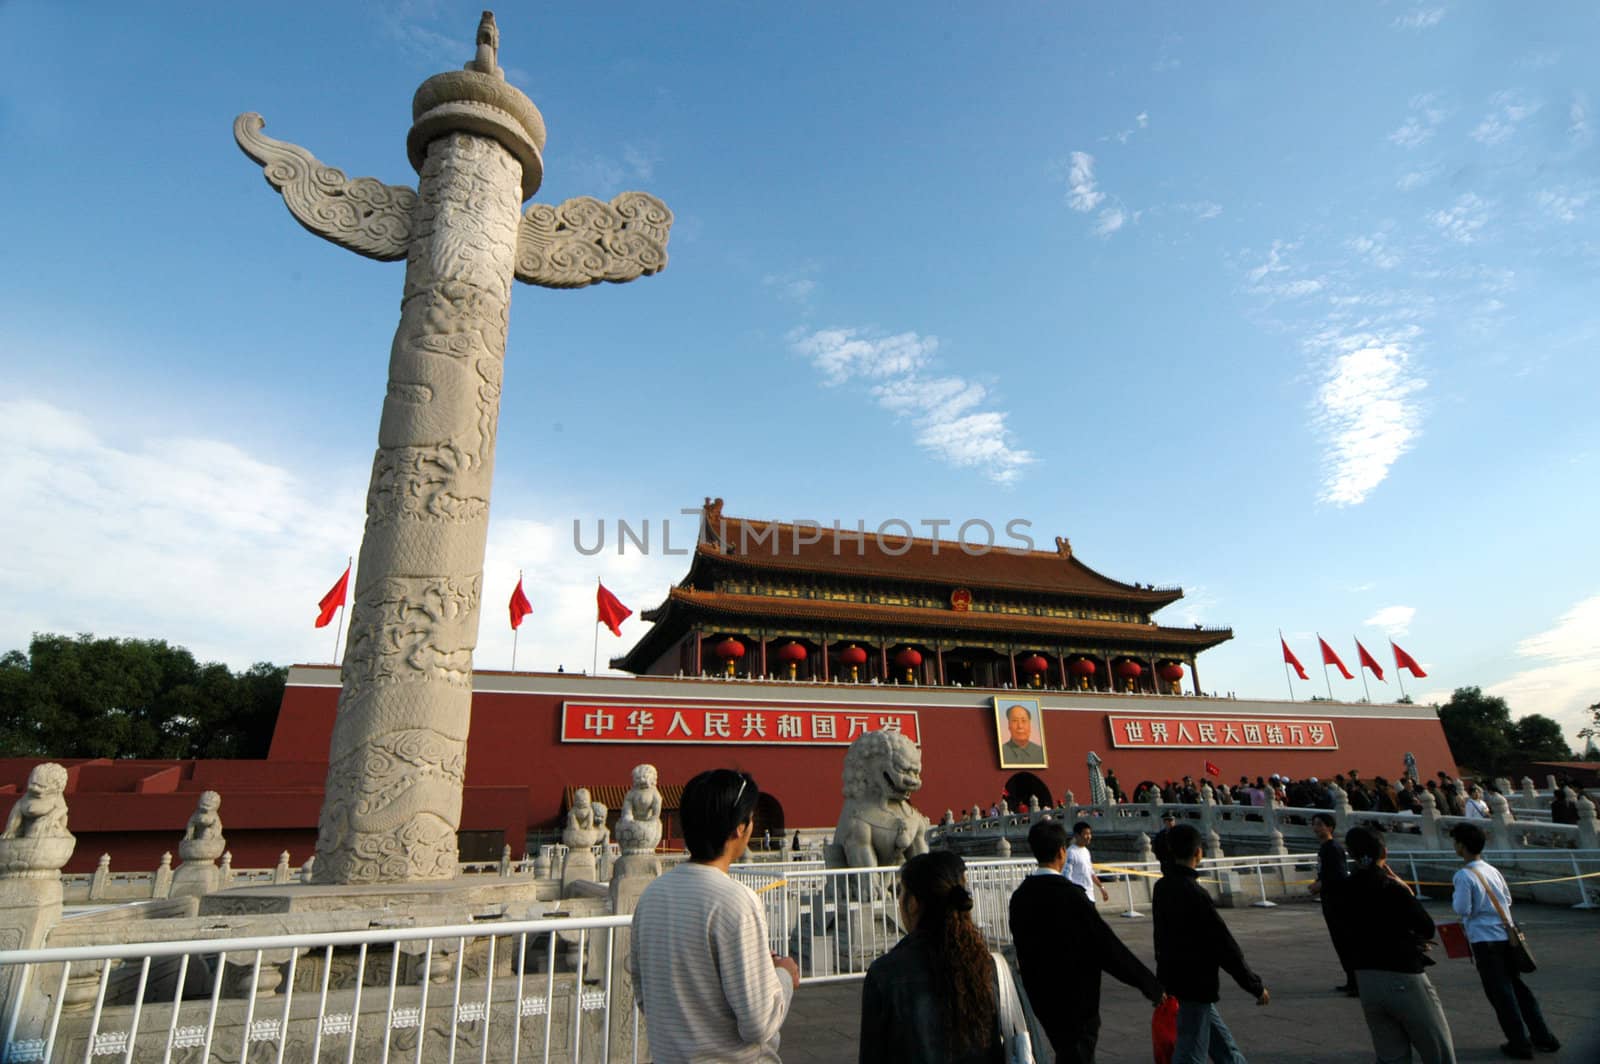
[1467,865,1514,929]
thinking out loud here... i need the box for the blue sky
[2,3,1596,744]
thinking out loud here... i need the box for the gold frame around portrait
[993,696,1048,769]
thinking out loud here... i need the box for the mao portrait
[994,697,1047,768]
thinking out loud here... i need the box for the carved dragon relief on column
[234,117,672,283]
[234,10,672,884]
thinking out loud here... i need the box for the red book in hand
[1436,921,1471,960]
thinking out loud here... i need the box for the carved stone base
[195,877,556,917]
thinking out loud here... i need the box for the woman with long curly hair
[859,850,1004,1062]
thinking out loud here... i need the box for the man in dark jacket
[1309,812,1358,996]
[1011,820,1165,1062]
[1153,824,1269,1063]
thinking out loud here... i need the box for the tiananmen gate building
[0,499,1457,872]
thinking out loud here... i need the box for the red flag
[508,578,532,630]
[1204,760,1221,778]
[1355,639,1385,681]
[1391,640,1427,678]
[315,564,350,628]
[1281,637,1309,680]
[596,582,632,636]
[1318,636,1354,680]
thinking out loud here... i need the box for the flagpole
[1318,632,1333,700]
[1393,641,1409,700]
[331,555,351,664]
[592,577,602,675]
[1355,637,1371,702]
[1279,629,1294,701]
[511,569,522,672]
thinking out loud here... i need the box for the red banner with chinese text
[561,702,921,746]
[1107,716,1338,750]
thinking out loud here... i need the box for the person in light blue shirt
[1449,823,1557,1060]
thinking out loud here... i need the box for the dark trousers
[1321,899,1356,988]
[1470,940,1554,1049]
[1042,1011,1100,1064]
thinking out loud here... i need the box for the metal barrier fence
[5,848,1592,1061]
[0,914,636,1064]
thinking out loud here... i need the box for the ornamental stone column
[236,13,671,884]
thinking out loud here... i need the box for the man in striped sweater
[630,769,800,1062]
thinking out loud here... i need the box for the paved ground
[779,898,1600,1063]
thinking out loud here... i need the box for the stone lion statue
[179,790,226,862]
[3,763,71,840]
[615,764,662,856]
[0,762,75,878]
[827,730,930,869]
[563,788,608,850]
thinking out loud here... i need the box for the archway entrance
[752,792,786,852]
[1004,771,1055,811]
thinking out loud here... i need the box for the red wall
[6,674,1457,875]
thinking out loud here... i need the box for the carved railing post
[273,851,293,885]
[1418,789,1442,849]
[1520,777,1537,800]
[236,13,670,884]
[1487,792,1517,850]
[88,854,110,902]
[152,853,174,898]
[1577,794,1598,850]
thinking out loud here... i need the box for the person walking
[1065,820,1111,903]
[1010,820,1164,1062]
[1450,823,1559,1059]
[1308,812,1358,996]
[859,850,1004,1062]
[1342,827,1457,1063]
[1153,824,1269,1063]
[630,769,798,1063]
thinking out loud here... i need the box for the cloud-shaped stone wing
[514,191,672,289]
[234,113,417,262]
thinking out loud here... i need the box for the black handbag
[1470,867,1536,973]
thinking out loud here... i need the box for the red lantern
[839,645,868,666]
[893,648,923,669]
[1019,654,1048,675]
[1067,658,1097,678]
[713,637,745,677]
[1158,662,1185,682]
[775,642,808,664]
[1114,660,1143,680]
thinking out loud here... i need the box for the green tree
[0,634,285,760]
[1509,714,1573,764]
[1438,686,1513,775]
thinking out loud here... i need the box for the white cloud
[1470,90,1540,146]
[790,330,1034,485]
[1311,338,1426,506]
[1364,606,1416,636]
[1391,7,1445,30]
[1136,112,1150,129]
[1428,193,1490,244]
[791,328,937,386]
[1109,112,1152,144]
[1396,169,1435,192]
[1246,240,1294,283]
[1064,151,1104,212]
[1571,93,1592,145]
[1389,93,1448,148]
[762,270,818,306]
[1537,186,1591,224]
[0,398,685,677]
[1486,593,1600,743]
[1348,233,1401,269]
[1094,208,1126,236]
[1180,201,1223,221]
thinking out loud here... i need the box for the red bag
[1436,921,1472,960]
[1152,996,1179,1064]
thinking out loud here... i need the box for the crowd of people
[629,768,1566,1063]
